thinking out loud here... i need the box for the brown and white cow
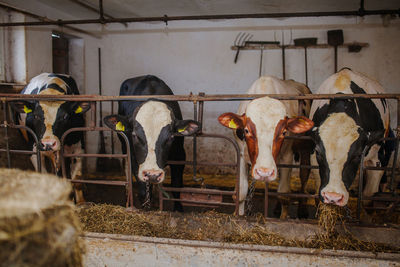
[309,68,391,207]
[218,76,314,216]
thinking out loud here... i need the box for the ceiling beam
[0,1,100,38]
[0,8,398,27]
[68,0,127,27]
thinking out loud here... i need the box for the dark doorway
[52,32,69,74]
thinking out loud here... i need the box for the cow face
[11,100,90,151]
[310,100,385,206]
[104,101,200,184]
[218,97,313,182]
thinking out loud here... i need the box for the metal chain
[245,178,256,216]
[142,181,151,210]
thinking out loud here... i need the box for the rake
[233,32,252,63]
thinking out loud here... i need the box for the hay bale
[0,168,83,267]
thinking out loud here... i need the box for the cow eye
[244,128,250,134]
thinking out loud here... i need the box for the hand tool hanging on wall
[294,38,317,87]
[327,29,344,73]
[245,41,280,77]
[281,32,286,80]
[233,32,252,63]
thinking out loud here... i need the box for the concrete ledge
[83,232,400,267]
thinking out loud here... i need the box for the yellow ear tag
[178,126,187,133]
[228,119,237,129]
[116,121,125,131]
[75,106,83,114]
[23,105,32,114]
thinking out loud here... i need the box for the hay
[78,203,399,253]
[0,168,83,267]
[307,203,398,252]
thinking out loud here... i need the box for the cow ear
[175,120,201,136]
[218,112,244,129]
[10,101,34,114]
[73,102,91,114]
[286,116,314,134]
[103,115,131,132]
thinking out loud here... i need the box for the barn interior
[0,0,399,265]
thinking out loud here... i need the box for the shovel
[327,30,344,73]
[294,38,317,87]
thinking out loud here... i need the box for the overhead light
[52,33,60,38]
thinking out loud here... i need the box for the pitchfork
[233,32,252,63]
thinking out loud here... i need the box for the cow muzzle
[322,192,346,206]
[253,167,276,182]
[142,170,165,184]
[41,139,59,151]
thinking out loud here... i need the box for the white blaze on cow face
[40,101,65,151]
[245,97,287,181]
[135,101,172,183]
[319,112,360,206]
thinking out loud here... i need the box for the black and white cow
[103,75,200,211]
[11,73,90,203]
[309,68,391,206]
[218,76,314,216]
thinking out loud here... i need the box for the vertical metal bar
[304,47,308,86]
[99,0,104,21]
[111,101,115,154]
[2,101,11,168]
[391,98,400,193]
[264,182,269,217]
[119,132,133,208]
[90,101,96,129]
[98,48,103,125]
[198,92,205,133]
[259,46,264,77]
[357,145,369,221]
[282,45,286,80]
[390,139,399,193]
[159,185,164,211]
[193,100,198,181]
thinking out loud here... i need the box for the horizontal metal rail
[1,93,399,101]
[162,187,236,196]
[0,9,399,27]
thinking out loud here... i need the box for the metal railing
[0,93,399,221]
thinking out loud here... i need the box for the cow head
[11,100,90,151]
[218,97,313,182]
[310,99,385,206]
[104,101,200,184]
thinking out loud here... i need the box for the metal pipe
[0,9,399,27]
[0,2,100,38]
[1,93,399,102]
[69,0,127,26]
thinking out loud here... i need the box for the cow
[218,76,314,216]
[103,75,200,211]
[11,73,90,203]
[309,68,391,207]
